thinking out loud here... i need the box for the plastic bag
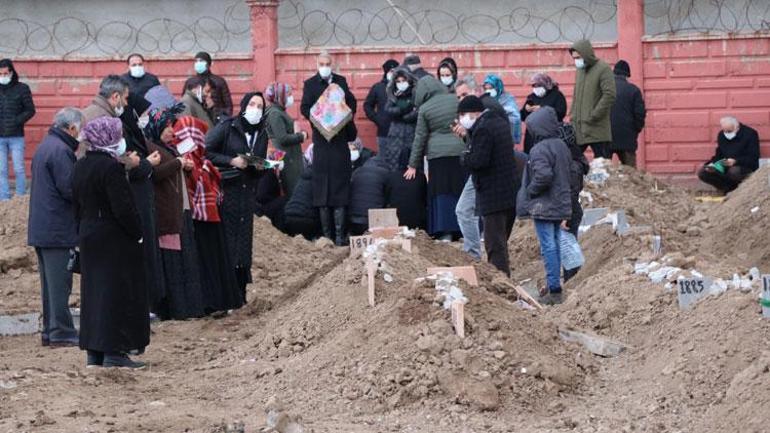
[559,231,584,271]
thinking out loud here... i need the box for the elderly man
[697,116,760,193]
[28,108,84,347]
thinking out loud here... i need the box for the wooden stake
[366,259,377,307]
[451,300,465,338]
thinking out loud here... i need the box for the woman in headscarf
[520,72,567,154]
[264,82,306,198]
[483,74,522,145]
[349,136,374,171]
[437,57,458,93]
[205,92,268,301]
[382,66,418,172]
[173,116,243,314]
[72,116,148,368]
[144,104,205,320]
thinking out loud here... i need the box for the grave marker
[426,266,478,286]
[615,210,630,235]
[369,226,405,239]
[349,235,375,257]
[677,276,712,310]
[451,300,465,338]
[368,208,399,229]
[580,207,609,227]
[762,274,770,319]
[366,259,377,307]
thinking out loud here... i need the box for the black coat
[206,117,268,268]
[384,78,418,172]
[517,108,573,221]
[464,111,519,216]
[72,151,148,353]
[300,72,358,207]
[284,168,320,225]
[709,123,761,172]
[0,81,35,137]
[27,127,79,248]
[349,157,390,225]
[387,170,427,230]
[121,72,161,112]
[520,86,567,154]
[364,78,391,138]
[610,76,646,151]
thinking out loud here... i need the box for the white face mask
[386,71,394,81]
[350,149,360,162]
[318,66,332,79]
[723,131,737,140]
[533,86,546,98]
[575,58,586,69]
[396,81,409,92]
[485,88,498,98]
[114,103,125,117]
[440,76,454,86]
[176,137,196,155]
[115,138,127,156]
[459,114,476,130]
[0,76,12,85]
[244,107,263,125]
[285,95,294,108]
[137,115,149,129]
[129,65,145,78]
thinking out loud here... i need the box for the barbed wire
[0,1,250,57]
[277,0,619,47]
[645,0,770,36]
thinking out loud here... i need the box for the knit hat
[382,59,399,73]
[457,95,484,113]
[195,51,212,65]
[403,54,421,66]
[614,60,631,77]
[83,116,124,158]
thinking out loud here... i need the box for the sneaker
[86,350,104,368]
[103,353,146,369]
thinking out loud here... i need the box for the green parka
[569,40,616,146]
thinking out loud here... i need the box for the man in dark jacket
[0,58,35,200]
[460,96,519,276]
[300,51,358,246]
[517,107,573,304]
[284,168,321,240]
[183,51,232,121]
[403,54,430,80]
[348,156,390,235]
[364,59,399,151]
[121,53,161,114]
[610,60,646,167]
[697,116,760,193]
[569,40,616,159]
[27,107,83,347]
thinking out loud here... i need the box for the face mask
[575,58,586,69]
[114,103,125,117]
[396,81,409,92]
[485,88,498,98]
[115,138,127,156]
[350,149,360,162]
[440,76,454,86]
[176,137,196,155]
[194,61,208,74]
[533,86,546,98]
[318,66,332,79]
[459,114,476,130]
[386,72,394,81]
[723,131,737,140]
[244,107,263,125]
[285,95,294,108]
[129,65,145,78]
[137,115,149,129]
[0,76,11,85]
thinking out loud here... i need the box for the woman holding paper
[205,92,268,299]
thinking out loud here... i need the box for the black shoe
[49,336,79,348]
[86,350,104,368]
[41,334,49,347]
[103,353,146,369]
[319,207,333,240]
[333,207,348,246]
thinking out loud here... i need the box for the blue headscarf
[483,74,505,99]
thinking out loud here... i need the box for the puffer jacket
[408,77,464,168]
[0,79,35,137]
[569,39,616,146]
[516,107,572,221]
[349,157,390,225]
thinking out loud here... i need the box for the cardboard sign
[677,277,712,310]
[427,266,478,286]
[451,300,465,338]
[762,274,770,319]
[349,235,375,256]
[368,208,399,229]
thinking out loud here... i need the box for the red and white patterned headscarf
[173,116,222,222]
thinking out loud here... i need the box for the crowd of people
[8,39,761,368]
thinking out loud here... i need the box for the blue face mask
[194,61,208,74]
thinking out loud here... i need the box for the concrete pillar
[247,0,280,89]
[617,0,646,169]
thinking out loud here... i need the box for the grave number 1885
[678,279,705,295]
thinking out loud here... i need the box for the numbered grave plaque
[677,277,712,310]
[349,235,375,256]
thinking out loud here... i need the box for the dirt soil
[1,164,769,433]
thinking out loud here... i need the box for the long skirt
[129,177,166,314]
[427,156,466,238]
[221,174,259,301]
[157,211,205,320]
[194,220,244,314]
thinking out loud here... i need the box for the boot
[319,207,333,240]
[86,350,104,368]
[333,207,348,247]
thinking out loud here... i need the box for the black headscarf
[238,92,265,135]
[143,102,185,145]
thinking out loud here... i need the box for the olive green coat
[569,40,616,146]
[408,77,464,169]
[265,104,304,196]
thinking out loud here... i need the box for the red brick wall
[642,37,770,183]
